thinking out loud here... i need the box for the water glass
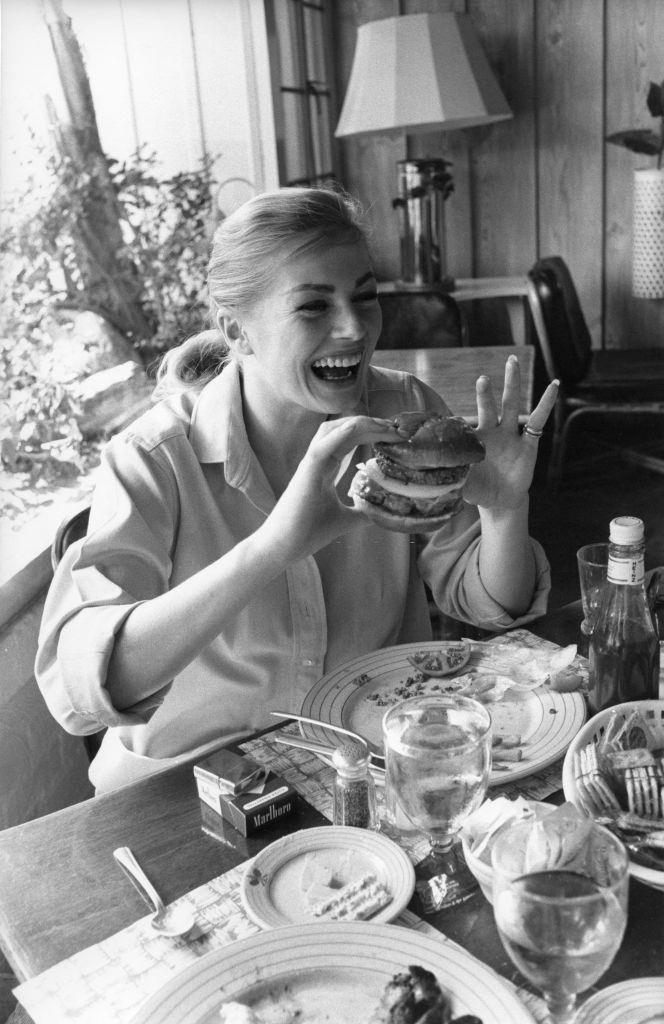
[577,543,609,637]
[382,695,491,911]
[491,817,629,1024]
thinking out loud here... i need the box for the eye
[354,290,378,304]
[298,299,328,314]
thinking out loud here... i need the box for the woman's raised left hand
[461,355,558,510]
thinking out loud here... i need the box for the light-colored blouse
[35,361,551,791]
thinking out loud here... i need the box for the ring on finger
[523,424,544,438]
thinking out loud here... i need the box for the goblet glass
[382,695,491,911]
[491,817,629,1024]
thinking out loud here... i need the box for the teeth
[312,354,362,368]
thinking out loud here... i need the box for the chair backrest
[51,506,91,571]
[527,257,593,385]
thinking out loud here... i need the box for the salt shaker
[331,740,378,829]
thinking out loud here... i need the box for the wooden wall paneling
[470,0,537,277]
[333,0,406,279]
[605,0,664,351]
[536,0,605,348]
[119,0,203,175]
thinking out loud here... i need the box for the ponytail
[152,330,229,400]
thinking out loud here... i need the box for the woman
[36,186,558,793]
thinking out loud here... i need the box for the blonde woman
[36,187,557,792]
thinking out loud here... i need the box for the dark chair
[527,256,664,486]
[50,504,105,761]
[50,505,91,571]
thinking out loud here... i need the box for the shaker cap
[331,739,370,774]
[609,516,644,545]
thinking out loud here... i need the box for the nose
[332,302,365,340]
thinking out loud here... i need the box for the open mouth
[311,352,362,382]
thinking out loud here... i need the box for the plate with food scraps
[240,825,415,930]
[300,640,586,785]
[128,920,537,1024]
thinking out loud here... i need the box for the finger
[523,379,560,435]
[498,354,522,425]
[475,374,500,431]
[308,416,399,462]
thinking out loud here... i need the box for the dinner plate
[239,825,415,929]
[300,641,587,784]
[128,920,537,1024]
[575,978,664,1024]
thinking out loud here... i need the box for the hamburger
[348,410,485,533]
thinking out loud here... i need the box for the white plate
[301,641,587,785]
[128,920,537,1024]
[575,978,664,1024]
[239,825,415,929]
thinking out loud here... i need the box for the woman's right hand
[257,415,399,562]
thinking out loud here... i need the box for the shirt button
[302,659,315,667]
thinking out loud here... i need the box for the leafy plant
[606,80,664,169]
[109,147,217,362]
[0,141,216,495]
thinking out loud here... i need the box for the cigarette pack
[193,748,266,796]
[193,750,296,836]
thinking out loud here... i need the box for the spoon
[113,846,197,939]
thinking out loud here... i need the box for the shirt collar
[189,362,252,485]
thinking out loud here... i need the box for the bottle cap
[609,516,644,545]
[332,740,370,774]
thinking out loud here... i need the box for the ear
[216,310,253,355]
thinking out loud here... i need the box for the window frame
[264,0,339,187]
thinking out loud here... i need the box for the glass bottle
[331,740,378,829]
[588,516,660,713]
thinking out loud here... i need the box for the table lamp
[335,12,512,287]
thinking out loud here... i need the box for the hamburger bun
[349,410,485,533]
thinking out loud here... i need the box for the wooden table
[0,601,662,1014]
[371,344,535,423]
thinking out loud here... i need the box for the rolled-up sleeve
[418,506,551,632]
[35,434,179,735]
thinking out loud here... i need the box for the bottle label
[607,555,645,585]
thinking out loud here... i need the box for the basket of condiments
[562,699,664,892]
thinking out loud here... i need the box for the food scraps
[219,964,484,1023]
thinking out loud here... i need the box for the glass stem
[546,991,577,1024]
[430,837,454,856]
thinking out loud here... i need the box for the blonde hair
[154,185,368,398]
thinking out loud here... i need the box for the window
[264,0,337,186]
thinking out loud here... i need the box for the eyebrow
[289,271,376,294]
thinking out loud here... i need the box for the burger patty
[374,451,469,486]
[352,470,463,517]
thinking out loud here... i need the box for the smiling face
[232,239,382,419]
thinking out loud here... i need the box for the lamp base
[393,158,454,287]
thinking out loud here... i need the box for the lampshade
[335,12,512,137]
